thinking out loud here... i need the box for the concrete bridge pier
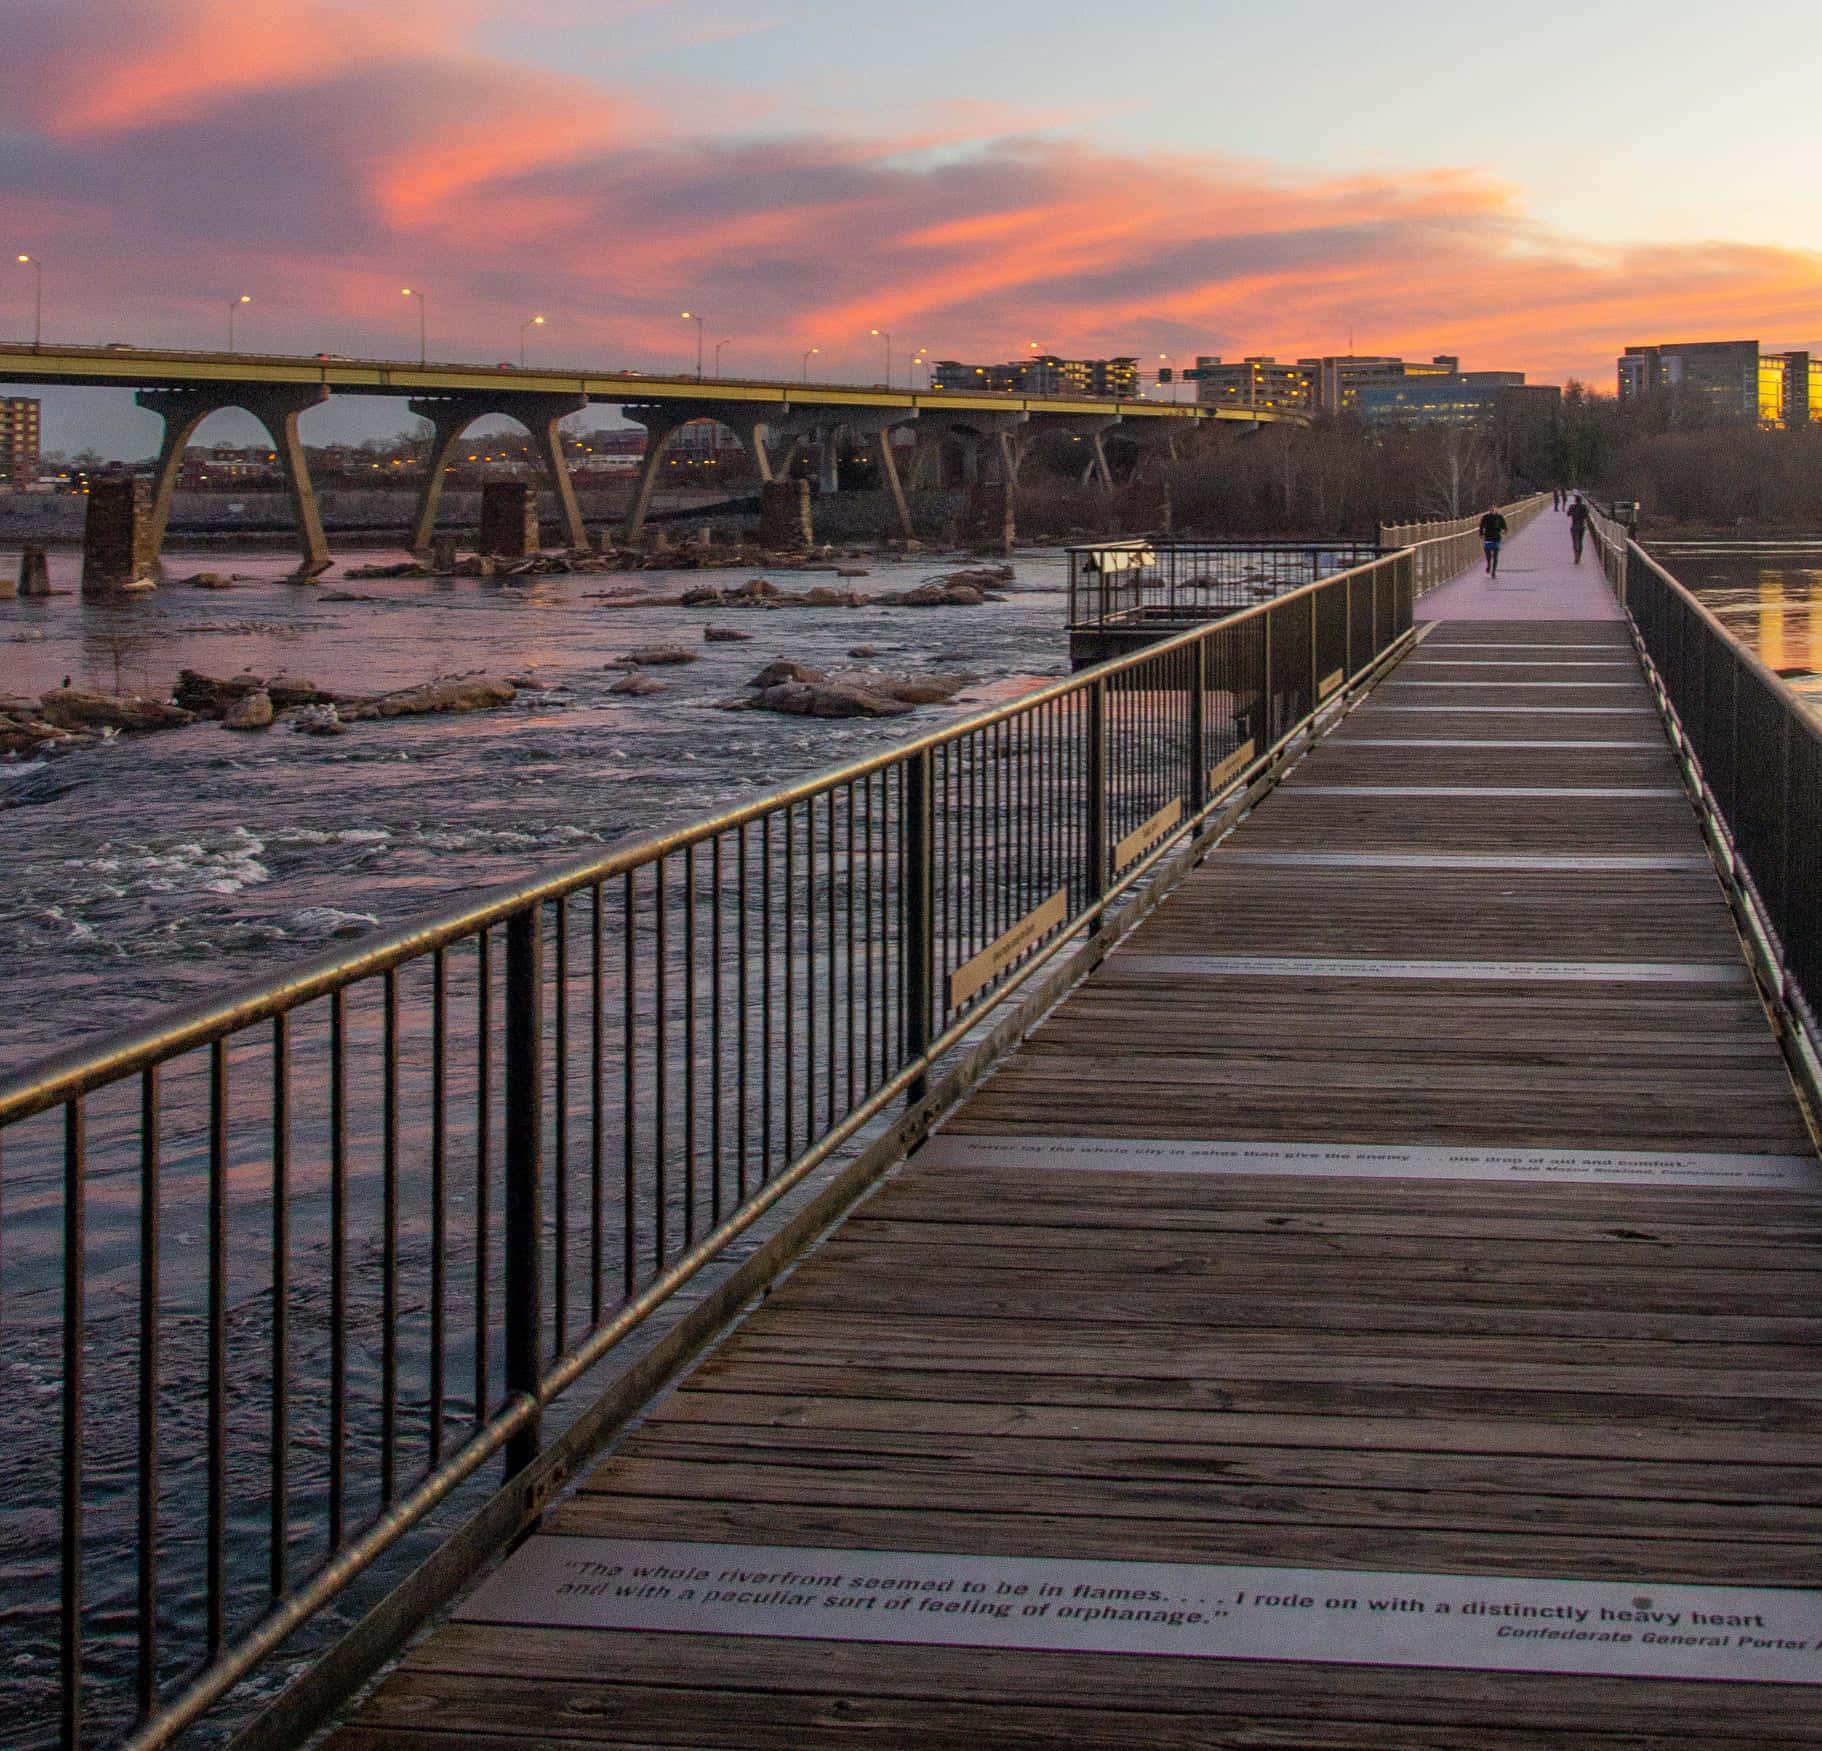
[1036,413,1122,489]
[619,400,792,546]
[138,383,332,577]
[841,409,919,538]
[407,393,588,555]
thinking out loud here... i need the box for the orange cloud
[0,6,1816,387]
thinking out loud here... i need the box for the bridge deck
[331,511,1822,1748]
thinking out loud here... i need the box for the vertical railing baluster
[474,934,491,1429]
[136,1067,160,1723]
[903,748,934,1102]
[270,1017,289,1597]
[207,1037,227,1654]
[61,1098,85,1751]
[622,873,638,1299]
[504,906,544,1479]
[710,841,724,1226]
[430,950,447,1466]
[589,886,604,1325]
[329,989,347,1540]
[553,897,569,1353]
[683,844,697,1247]
[654,858,669,1268]
[380,970,399,1505]
[1085,678,1107,929]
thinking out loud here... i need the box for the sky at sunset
[3,0,1817,452]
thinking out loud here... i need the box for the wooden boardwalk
[332,512,1822,1749]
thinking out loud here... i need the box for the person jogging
[1479,506,1508,576]
[1567,494,1590,564]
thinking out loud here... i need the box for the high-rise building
[0,396,41,483]
[1191,358,1315,414]
[930,356,1140,398]
[1617,341,1760,419]
[1358,378,1557,426]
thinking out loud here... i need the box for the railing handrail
[0,549,1387,1125]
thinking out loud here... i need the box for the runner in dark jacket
[1568,495,1590,564]
[1479,508,1508,576]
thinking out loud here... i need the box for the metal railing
[1379,493,1550,594]
[1587,510,1822,1070]
[1065,540,1382,630]
[1,546,1421,1749]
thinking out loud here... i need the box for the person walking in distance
[1567,494,1590,564]
[1479,505,1508,576]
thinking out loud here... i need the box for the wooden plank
[329,608,1822,1751]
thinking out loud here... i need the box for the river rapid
[1,546,1071,1075]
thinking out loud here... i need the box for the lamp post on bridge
[520,314,544,366]
[16,255,42,350]
[401,288,427,366]
[912,347,928,388]
[680,310,704,381]
[802,346,819,381]
[713,338,734,379]
[870,328,891,388]
[227,294,250,353]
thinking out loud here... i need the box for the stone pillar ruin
[82,476,159,595]
[478,481,538,558]
[760,478,814,549]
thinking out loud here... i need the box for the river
[0,546,1073,1076]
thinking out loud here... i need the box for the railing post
[1308,587,1319,725]
[1085,676,1108,931]
[902,747,934,1102]
[503,905,543,1479]
[1189,637,1208,813]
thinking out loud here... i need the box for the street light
[228,294,250,353]
[680,310,704,380]
[520,313,544,367]
[401,288,426,366]
[801,346,820,381]
[16,255,42,349]
[912,347,928,388]
[713,338,734,379]
[870,328,891,388]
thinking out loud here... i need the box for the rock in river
[37,690,195,733]
[222,690,274,730]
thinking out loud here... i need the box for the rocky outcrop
[222,690,274,730]
[610,646,698,667]
[176,670,331,716]
[366,674,517,717]
[292,704,347,736]
[704,625,753,642]
[609,674,670,696]
[37,690,195,732]
[724,661,969,720]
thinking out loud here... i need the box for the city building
[1294,356,1463,416]
[930,356,1140,398]
[1190,358,1315,414]
[1,396,41,484]
[1617,341,1760,419]
[1359,377,1558,426]
[1758,351,1822,427]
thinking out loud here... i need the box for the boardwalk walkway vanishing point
[331,509,1822,1749]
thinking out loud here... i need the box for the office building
[931,355,1140,398]
[1359,377,1558,427]
[1295,356,1464,416]
[1617,341,1760,419]
[1,396,41,483]
[1758,351,1822,427]
[1191,358,1315,414]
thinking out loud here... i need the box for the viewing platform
[326,510,1822,1747]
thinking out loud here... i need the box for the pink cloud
[0,5,1816,386]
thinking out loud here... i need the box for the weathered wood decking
[331,514,1822,1748]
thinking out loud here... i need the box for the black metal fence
[1065,540,1382,631]
[0,548,1417,1750]
[1588,514,1822,1039]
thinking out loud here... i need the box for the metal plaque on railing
[948,888,1070,1008]
[1209,738,1257,793]
[1113,799,1183,872]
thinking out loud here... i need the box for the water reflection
[1648,544,1822,721]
